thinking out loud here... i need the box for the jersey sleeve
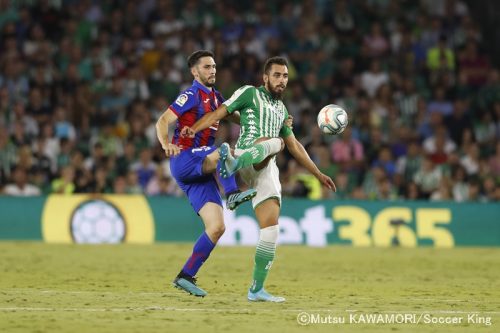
[279,107,293,138]
[223,85,254,114]
[169,90,198,116]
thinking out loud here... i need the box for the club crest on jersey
[175,94,189,107]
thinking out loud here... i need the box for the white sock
[251,225,279,292]
[260,224,279,243]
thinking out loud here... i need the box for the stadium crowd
[0,0,499,202]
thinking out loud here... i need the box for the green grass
[0,243,499,332]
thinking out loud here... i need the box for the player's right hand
[317,173,337,192]
[163,143,181,157]
[180,126,195,138]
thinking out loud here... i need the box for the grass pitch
[0,243,499,333]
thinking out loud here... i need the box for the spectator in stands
[427,35,455,85]
[112,175,127,194]
[88,166,111,193]
[0,0,497,201]
[53,106,76,141]
[331,127,364,173]
[51,165,75,194]
[84,142,106,171]
[396,141,423,184]
[473,111,496,148]
[459,40,490,88]
[372,146,397,180]
[145,165,166,196]
[428,86,454,116]
[494,102,500,139]
[430,178,453,201]
[130,147,156,191]
[316,145,338,181]
[395,78,420,126]
[99,77,130,124]
[362,166,387,200]
[363,22,389,58]
[3,166,41,196]
[466,179,483,202]
[404,182,422,200]
[413,157,442,198]
[489,142,500,179]
[116,141,136,176]
[10,101,38,139]
[125,169,142,194]
[423,126,457,157]
[444,99,472,146]
[482,177,497,202]
[460,143,480,175]
[360,59,389,98]
[331,172,351,200]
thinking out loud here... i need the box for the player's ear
[190,66,197,78]
[263,73,268,84]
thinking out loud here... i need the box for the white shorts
[235,149,281,208]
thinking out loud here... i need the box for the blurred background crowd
[0,0,499,202]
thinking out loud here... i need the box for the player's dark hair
[187,50,214,68]
[263,56,288,74]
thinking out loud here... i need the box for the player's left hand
[284,115,293,129]
[163,143,181,157]
[180,126,195,138]
[317,173,337,192]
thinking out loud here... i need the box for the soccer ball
[70,200,126,244]
[317,104,348,135]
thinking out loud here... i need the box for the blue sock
[182,232,216,277]
[217,160,238,195]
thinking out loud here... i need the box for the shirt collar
[258,86,274,99]
[193,80,213,94]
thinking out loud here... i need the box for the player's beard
[201,75,216,87]
[266,82,285,99]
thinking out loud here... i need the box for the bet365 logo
[220,205,454,247]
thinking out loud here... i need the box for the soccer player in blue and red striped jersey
[155,50,256,297]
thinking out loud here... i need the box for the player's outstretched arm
[284,134,336,191]
[181,104,229,138]
[156,108,181,157]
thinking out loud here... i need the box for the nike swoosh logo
[204,98,210,103]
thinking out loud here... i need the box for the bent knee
[206,224,226,240]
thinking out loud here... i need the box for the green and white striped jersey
[223,85,293,149]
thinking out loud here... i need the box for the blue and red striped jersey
[169,80,225,150]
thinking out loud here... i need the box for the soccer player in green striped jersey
[182,56,336,302]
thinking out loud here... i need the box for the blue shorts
[170,146,222,214]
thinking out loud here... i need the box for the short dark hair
[187,50,214,68]
[263,56,288,74]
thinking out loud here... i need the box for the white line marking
[2,289,499,316]
[1,290,184,297]
[1,290,497,304]
[1,307,499,315]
